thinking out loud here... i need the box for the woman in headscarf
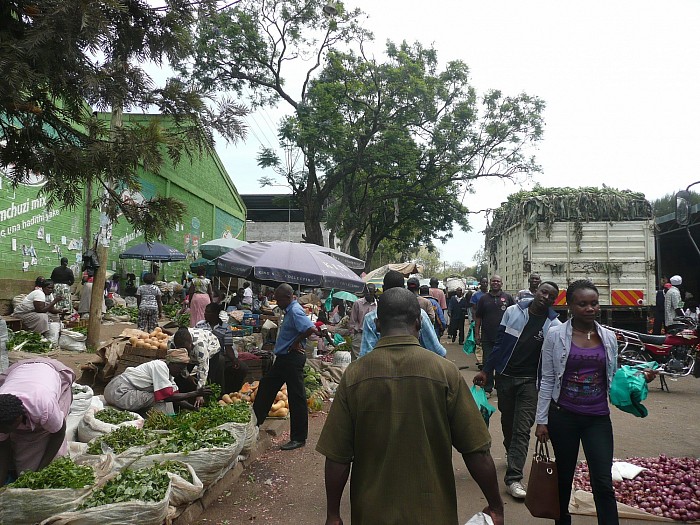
[13,280,63,337]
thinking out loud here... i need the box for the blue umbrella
[216,241,364,293]
[119,242,186,261]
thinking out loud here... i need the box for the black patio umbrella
[119,242,186,261]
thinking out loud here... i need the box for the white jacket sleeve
[535,329,557,425]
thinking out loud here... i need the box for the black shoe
[458,341,464,345]
[280,440,306,451]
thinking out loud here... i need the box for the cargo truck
[485,188,656,331]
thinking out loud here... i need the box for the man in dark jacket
[447,288,469,344]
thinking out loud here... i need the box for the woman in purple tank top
[535,280,620,525]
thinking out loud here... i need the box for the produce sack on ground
[46,321,61,344]
[40,465,173,525]
[130,423,244,486]
[79,425,156,472]
[66,384,94,441]
[570,490,680,522]
[162,461,204,507]
[58,330,87,352]
[0,457,96,525]
[77,407,144,443]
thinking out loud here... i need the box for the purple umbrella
[215,241,364,292]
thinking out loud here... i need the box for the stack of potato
[127,327,170,351]
[218,382,289,417]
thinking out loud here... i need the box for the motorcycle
[604,316,700,391]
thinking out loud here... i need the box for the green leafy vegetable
[7,330,53,353]
[146,427,235,455]
[78,465,170,509]
[9,457,95,490]
[142,409,177,431]
[94,408,136,425]
[87,426,154,455]
[159,461,193,483]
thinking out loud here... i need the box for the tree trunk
[302,203,324,246]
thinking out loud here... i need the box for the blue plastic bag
[470,385,496,427]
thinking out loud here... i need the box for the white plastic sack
[234,410,258,459]
[77,407,143,443]
[12,294,27,308]
[465,512,494,525]
[0,485,93,525]
[46,322,61,345]
[611,461,646,482]
[59,330,87,352]
[167,462,204,507]
[129,423,245,487]
[66,384,94,441]
[40,479,172,525]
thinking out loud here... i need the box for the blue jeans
[548,403,618,525]
[495,374,537,485]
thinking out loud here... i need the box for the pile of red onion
[318,353,334,363]
[573,455,700,521]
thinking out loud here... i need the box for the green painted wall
[0,113,246,291]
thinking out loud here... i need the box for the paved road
[196,340,700,524]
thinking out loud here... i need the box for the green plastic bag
[470,385,496,427]
[333,333,346,346]
[610,362,658,418]
[324,289,334,312]
[462,321,476,354]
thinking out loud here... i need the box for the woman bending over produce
[103,349,210,415]
[0,357,75,484]
[13,280,64,337]
[535,280,620,525]
[171,326,221,408]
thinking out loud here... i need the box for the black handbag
[524,440,560,519]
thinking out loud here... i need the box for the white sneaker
[507,481,527,499]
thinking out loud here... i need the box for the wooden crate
[242,356,272,382]
[2,316,23,332]
[114,344,168,376]
[64,319,89,330]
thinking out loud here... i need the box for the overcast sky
[215,0,700,265]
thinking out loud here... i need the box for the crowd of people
[2,259,673,525]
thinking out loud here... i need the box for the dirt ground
[191,340,700,525]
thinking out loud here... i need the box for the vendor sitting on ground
[171,327,222,408]
[195,303,248,393]
[0,357,75,484]
[13,280,64,337]
[103,349,210,415]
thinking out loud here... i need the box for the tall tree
[185,0,368,245]
[282,42,543,268]
[1,0,246,238]
[2,0,246,346]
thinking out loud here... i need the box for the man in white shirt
[242,282,253,306]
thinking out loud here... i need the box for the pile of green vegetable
[173,312,190,327]
[162,304,181,319]
[72,384,90,396]
[159,461,193,483]
[69,325,89,335]
[304,365,323,398]
[94,408,137,425]
[7,330,53,353]
[87,426,154,455]
[9,457,95,490]
[107,306,139,322]
[78,464,170,509]
[143,402,250,432]
[146,427,235,455]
